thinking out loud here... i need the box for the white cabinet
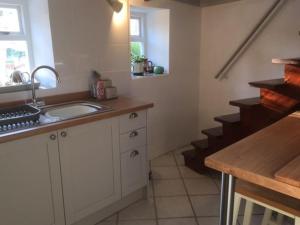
[0,133,65,225]
[119,111,148,197]
[0,110,149,225]
[58,119,121,225]
[121,146,147,196]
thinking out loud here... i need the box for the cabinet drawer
[120,128,146,153]
[121,146,147,197]
[119,111,146,134]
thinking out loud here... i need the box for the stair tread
[230,97,261,108]
[272,58,300,65]
[202,127,223,138]
[215,113,241,124]
[249,78,285,90]
[191,139,208,150]
[182,149,197,158]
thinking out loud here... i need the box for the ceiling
[145,0,241,7]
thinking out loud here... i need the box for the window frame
[0,0,34,76]
[130,12,147,56]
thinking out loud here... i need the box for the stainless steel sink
[41,101,112,123]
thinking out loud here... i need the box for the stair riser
[260,88,299,113]
[222,125,245,144]
[240,107,280,132]
[285,65,300,87]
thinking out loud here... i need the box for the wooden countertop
[205,112,300,199]
[0,96,153,145]
[275,155,300,188]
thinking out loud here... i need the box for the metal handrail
[215,0,286,80]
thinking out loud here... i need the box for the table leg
[219,173,236,225]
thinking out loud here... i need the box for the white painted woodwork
[0,133,65,225]
[120,128,147,153]
[121,146,147,197]
[234,193,299,225]
[59,119,121,225]
[119,111,147,134]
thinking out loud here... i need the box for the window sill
[131,73,169,80]
[0,83,40,94]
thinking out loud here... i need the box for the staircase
[183,58,300,173]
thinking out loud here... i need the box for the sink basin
[42,102,112,122]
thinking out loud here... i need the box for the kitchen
[0,0,299,225]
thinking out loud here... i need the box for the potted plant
[131,55,145,76]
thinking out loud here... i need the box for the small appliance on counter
[89,70,118,100]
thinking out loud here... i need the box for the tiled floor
[97,146,270,225]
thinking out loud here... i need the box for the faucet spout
[31,65,60,106]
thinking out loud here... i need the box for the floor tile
[118,199,156,221]
[96,222,116,225]
[184,178,219,195]
[156,196,194,218]
[153,179,187,197]
[191,195,220,217]
[174,153,185,166]
[212,178,221,190]
[96,214,117,225]
[179,166,206,179]
[152,167,180,179]
[151,153,177,167]
[119,220,157,225]
[238,215,263,225]
[158,217,197,225]
[197,217,219,225]
[173,146,193,154]
[147,181,154,198]
[173,147,191,166]
[103,214,117,222]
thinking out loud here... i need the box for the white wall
[146,9,170,72]
[0,0,201,159]
[198,0,300,137]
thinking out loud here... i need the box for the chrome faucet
[31,65,60,106]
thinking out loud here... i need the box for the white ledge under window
[131,73,169,80]
[0,82,40,94]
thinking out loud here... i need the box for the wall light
[107,0,124,13]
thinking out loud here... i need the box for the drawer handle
[50,134,57,141]
[61,131,67,138]
[130,150,140,158]
[129,131,139,138]
[129,112,138,119]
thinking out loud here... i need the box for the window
[130,14,145,58]
[0,2,32,86]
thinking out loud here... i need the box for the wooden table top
[205,112,300,199]
[275,155,300,188]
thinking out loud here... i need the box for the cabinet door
[121,146,147,197]
[0,133,65,225]
[59,119,121,225]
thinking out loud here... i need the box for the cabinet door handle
[130,150,140,158]
[129,131,139,138]
[129,112,138,119]
[50,134,57,141]
[61,131,67,138]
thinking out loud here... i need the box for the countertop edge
[0,99,154,145]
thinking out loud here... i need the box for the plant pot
[132,62,144,76]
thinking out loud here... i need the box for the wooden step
[202,127,223,138]
[272,58,300,66]
[249,78,285,90]
[182,149,207,174]
[230,97,261,109]
[215,113,241,125]
[191,139,208,150]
